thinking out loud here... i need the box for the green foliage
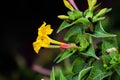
[50,67,55,80]
[55,49,77,63]
[48,0,120,80]
[87,22,116,38]
[86,61,113,80]
[72,57,86,74]
[78,66,93,80]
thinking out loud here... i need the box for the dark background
[0,0,120,79]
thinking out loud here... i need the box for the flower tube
[33,22,77,54]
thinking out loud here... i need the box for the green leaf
[113,65,120,76]
[66,74,73,80]
[102,54,111,67]
[93,71,112,80]
[111,71,120,80]
[50,67,55,80]
[57,20,70,33]
[56,49,77,63]
[64,24,82,41]
[78,66,93,80]
[54,53,63,62]
[87,22,116,38]
[57,18,90,33]
[83,44,99,60]
[87,61,112,80]
[93,17,105,22]
[72,57,86,74]
[59,70,67,80]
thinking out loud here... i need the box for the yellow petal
[33,35,51,54]
[63,0,74,11]
[38,22,53,35]
[33,41,41,54]
[36,36,50,47]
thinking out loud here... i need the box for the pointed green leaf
[93,71,112,80]
[87,22,116,38]
[78,66,93,80]
[64,24,82,41]
[67,18,90,28]
[57,20,70,33]
[83,44,99,60]
[57,18,90,33]
[50,67,55,80]
[54,53,63,62]
[93,17,105,22]
[59,70,67,80]
[56,49,77,63]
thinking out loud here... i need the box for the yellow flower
[33,22,78,54]
[33,35,51,53]
[33,22,64,54]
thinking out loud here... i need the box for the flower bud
[63,0,74,11]
[87,0,97,10]
[57,15,69,19]
[95,8,107,17]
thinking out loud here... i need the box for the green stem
[89,35,93,44]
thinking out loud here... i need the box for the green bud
[95,8,107,17]
[103,64,107,68]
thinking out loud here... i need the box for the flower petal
[33,35,51,53]
[38,22,53,35]
[33,41,41,53]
